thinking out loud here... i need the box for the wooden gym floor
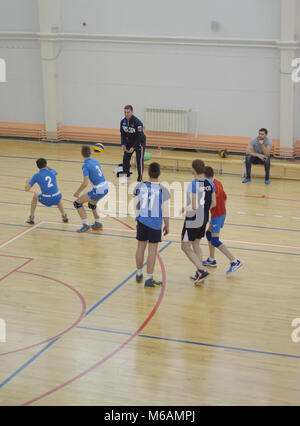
[0,139,300,406]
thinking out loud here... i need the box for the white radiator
[145,107,190,133]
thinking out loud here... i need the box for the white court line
[39,222,300,250]
[0,221,45,250]
[1,221,299,251]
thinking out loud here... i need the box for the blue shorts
[88,185,109,202]
[38,193,62,207]
[210,214,226,234]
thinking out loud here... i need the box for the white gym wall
[0,0,299,149]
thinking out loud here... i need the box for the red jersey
[210,178,227,218]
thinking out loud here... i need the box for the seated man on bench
[242,128,272,185]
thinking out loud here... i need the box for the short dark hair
[192,159,205,175]
[124,105,133,111]
[36,158,47,169]
[81,145,91,158]
[148,162,161,179]
[204,166,214,179]
[259,128,268,135]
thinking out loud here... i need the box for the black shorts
[181,222,207,242]
[136,221,161,243]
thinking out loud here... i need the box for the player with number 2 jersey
[25,158,68,225]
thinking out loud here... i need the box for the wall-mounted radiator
[145,107,191,133]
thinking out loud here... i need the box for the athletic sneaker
[62,214,69,223]
[26,216,35,225]
[144,278,163,287]
[136,274,143,283]
[194,269,210,285]
[226,260,243,275]
[242,178,251,183]
[91,222,103,231]
[202,258,217,268]
[76,224,91,233]
[265,179,271,185]
[190,271,198,281]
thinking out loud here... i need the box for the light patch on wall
[0,58,6,82]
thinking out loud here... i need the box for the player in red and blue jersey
[203,166,242,275]
[134,162,170,287]
[181,159,216,285]
[73,145,109,233]
[25,158,68,224]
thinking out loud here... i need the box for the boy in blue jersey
[73,145,109,233]
[25,158,68,224]
[134,162,170,287]
[181,159,216,285]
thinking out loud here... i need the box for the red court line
[0,174,82,183]
[0,269,86,357]
[21,245,167,406]
[0,258,33,282]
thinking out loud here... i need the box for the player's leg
[56,196,69,223]
[202,224,217,267]
[136,239,147,283]
[73,193,91,233]
[264,155,271,183]
[89,187,108,230]
[144,226,163,287]
[26,192,39,224]
[210,232,243,275]
[135,145,144,182]
[181,224,209,284]
[243,155,253,182]
[122,149,134,177]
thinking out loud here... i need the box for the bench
[151,154,300,180]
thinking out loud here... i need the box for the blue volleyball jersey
[29,168,60,196]
[185,178,215,228]
[134,182,170,230]
[82,158,106,186]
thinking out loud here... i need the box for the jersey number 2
[45,176,54,188]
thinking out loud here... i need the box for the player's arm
[132,118,144,150]
[25,175,35,192]
[74,176,89,198]
[261,142,272,156]
[182,193,197,214]
[210,192,216,209]
[120,121,128,152]
[162,199,170,236]
[25,181,32,192]
[246,139,265,160]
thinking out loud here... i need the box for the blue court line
[0,241,172,390]
[1,200,300,231]
[1,221,300,257]
[75,326,300,360]
[0,339,59,389]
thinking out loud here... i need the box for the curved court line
[0,269,87,357]
[0,196,170,405]
[20,248,168,406]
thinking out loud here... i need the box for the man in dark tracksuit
[120,105,146,182]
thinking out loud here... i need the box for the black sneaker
[62,214,69,223]
[190,271,198,281]
[136,274,143,283]
[194,269,210,285]
[26,216,34,225]
[144,278,163,287]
